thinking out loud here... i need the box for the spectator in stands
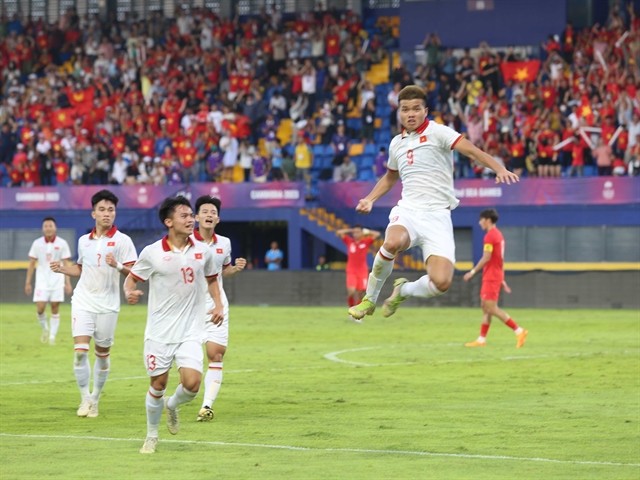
[264,241,284,271]
[294,134,313,194]
[333,155,357,182]
[592,136,614,176]
[330,122,349,167]
[374,146,388,179]
[361,99,376,144]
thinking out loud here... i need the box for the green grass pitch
[1,303,638,479]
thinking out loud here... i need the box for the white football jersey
[387,119,463,211]
[72,226,137,313]
[28,235,72,290]
[131,235,220,344]
[193,230,232,313]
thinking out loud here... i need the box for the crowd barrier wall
[2,269,638,310]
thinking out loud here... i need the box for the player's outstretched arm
[123,275,144,304]
[222,257,246,277]
[355,170,400,214]
[454,137,520,184]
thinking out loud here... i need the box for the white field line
[1,348,637,386]
[323,346,639,367]
[0,433,638,468]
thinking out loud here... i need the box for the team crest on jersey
[390,215,399,223]
[216,248,223,254]
[420,135,427,143]
[107,241,115,246]
[195,253,203,259]
[54,246,59,250]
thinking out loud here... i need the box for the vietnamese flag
[500,60,541,83]
[67,86,95,116]
[51,108,76,129]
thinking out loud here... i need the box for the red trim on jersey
[206,274,218,280]
[387,167,398,172]
[161,235,195,251]
[44,235,56,243]
[123,261,136,267]
[451,134,463,150]
[129,272,146,282]
[194,228,218,244]
[89,225,118,239]
[223,262,231,267]
[401,118,429,138]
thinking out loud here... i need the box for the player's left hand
[463,271,474,282]
[502,280,512,294]
[495,169,520,185]
[208,306,224,326]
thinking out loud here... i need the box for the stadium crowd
[1,3,640,190]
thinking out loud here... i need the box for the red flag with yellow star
[51,108,76,129]
[500,60,541,83]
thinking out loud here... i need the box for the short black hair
[479,208,499,223]
[158,196,192,227]
[91,189,119,208]
[195,195,222,215]
[42,216,56,225]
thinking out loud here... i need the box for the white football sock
[166,384,197,410]
[91,352,110,403]
[401,275,445,298]
[146,387,165,438]
[73,344,91,400]
[202,362,223,409]
[37,312,47,330]
[366,247,396,303]
[49,314,60,339]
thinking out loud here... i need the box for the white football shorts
[143,339,203,377]
[33,287,64,303]
[71,309,118,347]
[202,310,229,347]
[387,205,456,264]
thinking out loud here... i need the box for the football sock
[73,344,91,400]
[366,247,395,302]
[348,295,355,307]
[401,275,445,298]
[146,387,165,438]
[167,384,197,410]
[37,312,47,330]
[479,323,491,341]
[201,362,223,409]
[505,318,521,332]
[91,352,110,402]
[50,314,60,339]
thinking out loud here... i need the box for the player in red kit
[463,209,528,348]
[336,226,381,315]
